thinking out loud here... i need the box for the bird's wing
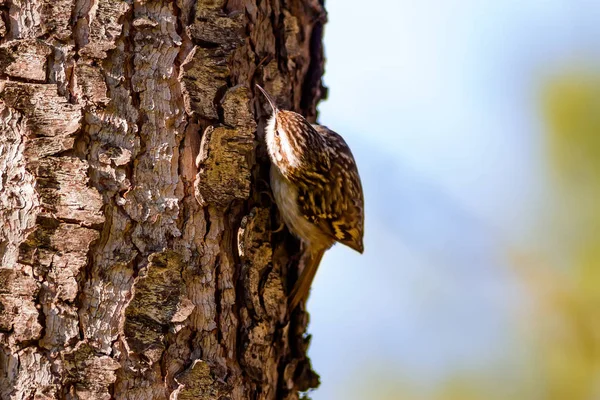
[296,126,364,253]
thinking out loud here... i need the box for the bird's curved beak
[256,84,278,114]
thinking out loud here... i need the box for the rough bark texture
[0,0,327,398]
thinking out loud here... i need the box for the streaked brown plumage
[256,85,364,310]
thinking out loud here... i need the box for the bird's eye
[275,130,280,137]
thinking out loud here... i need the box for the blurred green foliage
[531,70,600,400]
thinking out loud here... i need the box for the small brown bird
[256,85,364,310]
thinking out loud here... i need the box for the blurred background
[309,1,600,399]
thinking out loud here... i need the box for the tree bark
[0,0,326,398]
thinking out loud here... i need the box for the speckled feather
[269,110,364,253]
[257,85,364,309]
[294,120,363,252]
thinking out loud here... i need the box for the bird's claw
[272,221,285,233]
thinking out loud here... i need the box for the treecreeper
[256,85,365,310]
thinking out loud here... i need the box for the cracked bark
[0,0,326,398]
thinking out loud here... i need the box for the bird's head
[256,84,321,171]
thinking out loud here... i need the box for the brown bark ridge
[0,0,327,398]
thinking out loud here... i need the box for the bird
[256,84,364,310]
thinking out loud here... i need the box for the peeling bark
[0,0,326,399]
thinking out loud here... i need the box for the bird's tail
[289,249,325,311]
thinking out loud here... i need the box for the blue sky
[307,1,600,398]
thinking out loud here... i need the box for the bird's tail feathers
[289,249,325,311]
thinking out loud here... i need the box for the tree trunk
[0,0,326,398]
